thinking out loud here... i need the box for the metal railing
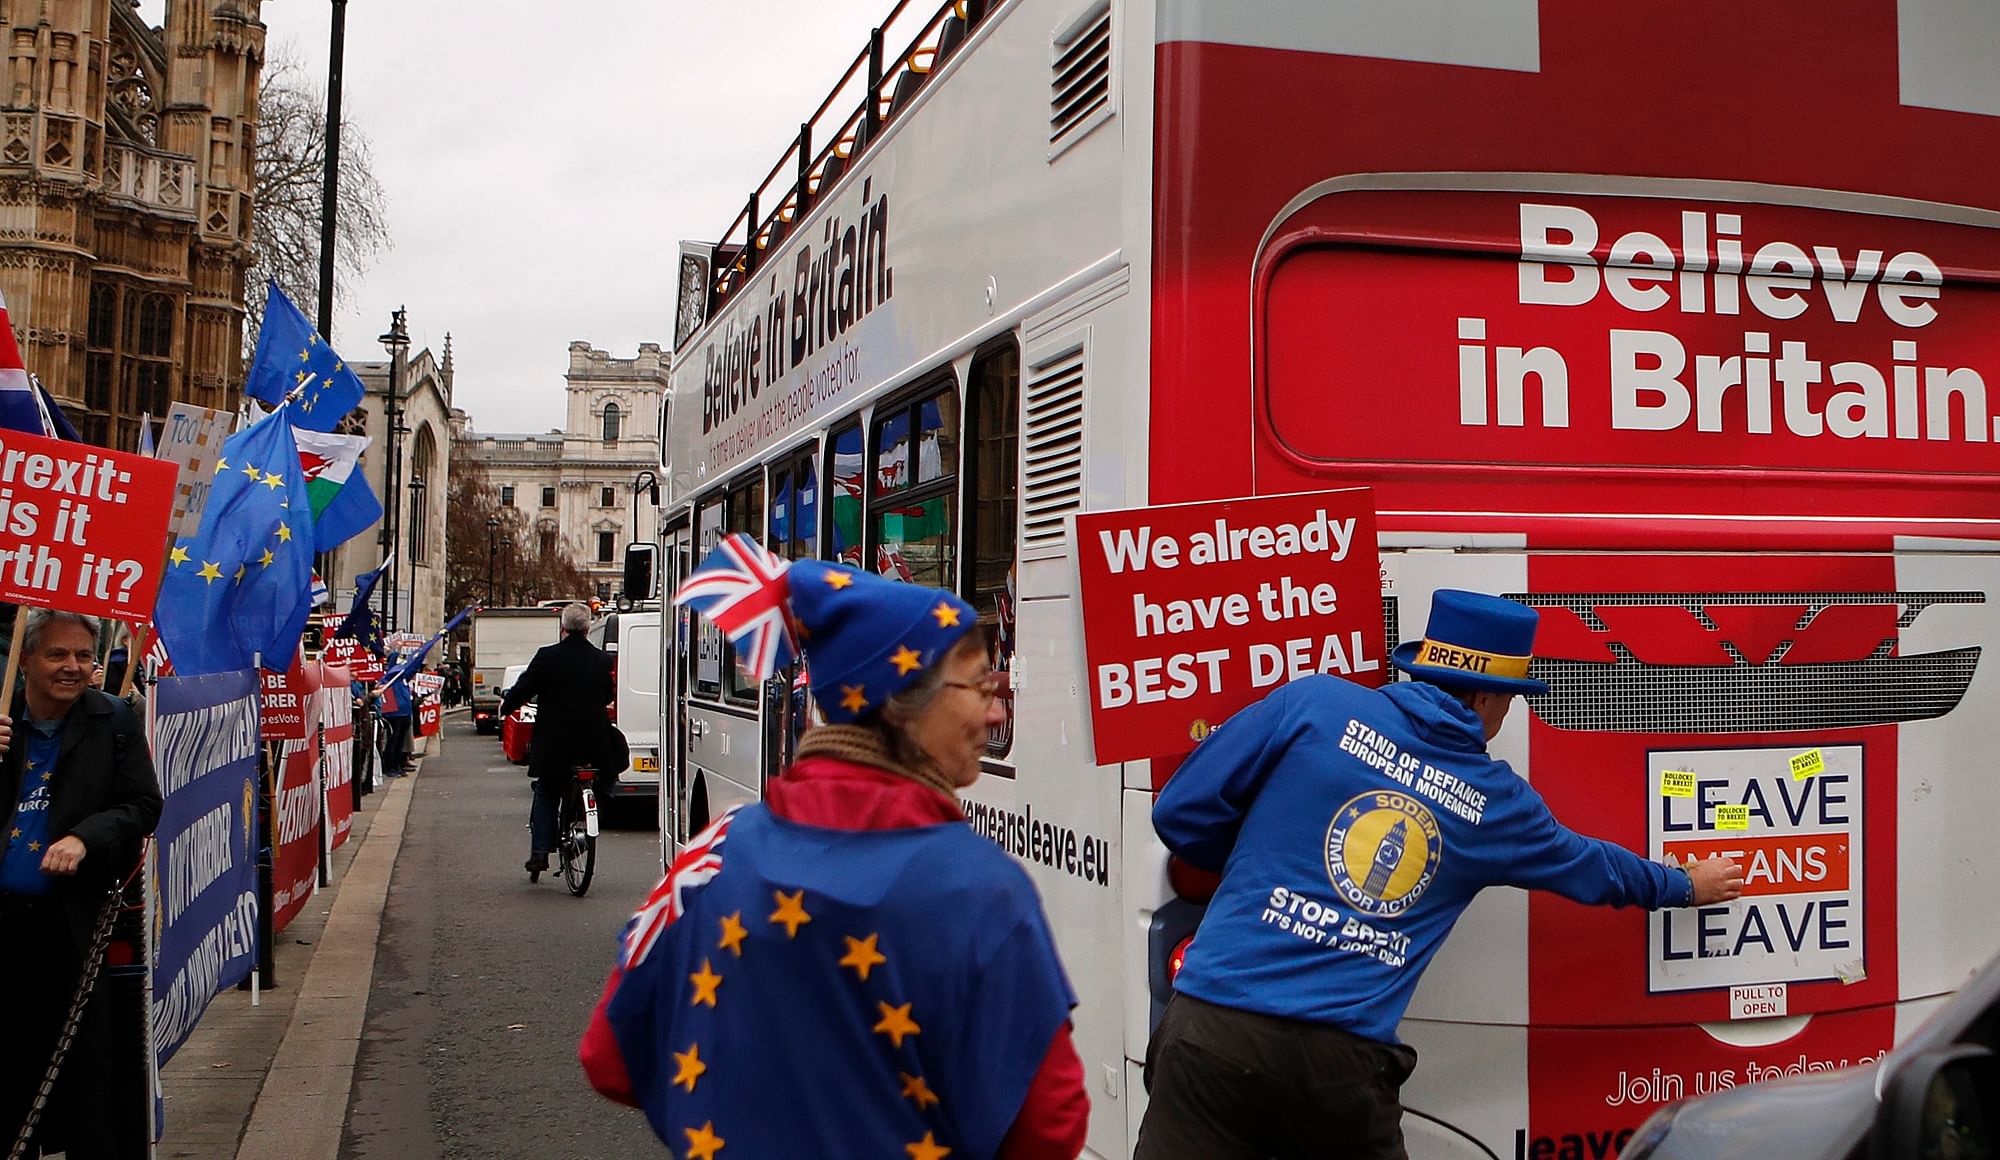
[702,0,1001,320]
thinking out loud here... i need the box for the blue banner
[150,671,262,1068]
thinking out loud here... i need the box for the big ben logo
[1324,793,1442,918]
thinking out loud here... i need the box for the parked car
[1623,948,1999,1158]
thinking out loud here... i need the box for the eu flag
[154,406,319,675]
[600,806,1075,1158]
[244,283,367,432]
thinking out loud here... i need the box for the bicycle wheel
[563,785,596,896]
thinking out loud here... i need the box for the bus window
[828,422,864,568]
[768,447,822,766]
[964,340,1019,756]
[723,472,766,706]
[768,448,819,561]
[870,382,959,587]
[693,494,724,700]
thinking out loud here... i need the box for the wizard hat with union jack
[674,533,977,724]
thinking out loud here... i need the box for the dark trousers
[530,776,569,856]
[1136,993,1418,1160]
[0,898,127,1158]
[381,715,412,775]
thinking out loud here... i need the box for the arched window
[410,425,436,560]
[602,401,621,443]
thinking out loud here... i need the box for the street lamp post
[378,308,410,632]
[500,536,514,605]
[408,474,428,607]
[486,515,500,604]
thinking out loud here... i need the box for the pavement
[154,730,428,1159]
[154,711,665,1159]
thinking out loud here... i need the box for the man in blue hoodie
[1136,590,1744,1160]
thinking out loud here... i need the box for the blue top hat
[1389,589,1548,695]
[789,560,979,724]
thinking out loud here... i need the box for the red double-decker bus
[659,1,2000,1153]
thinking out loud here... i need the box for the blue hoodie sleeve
[1483,776,1693,909]
[1152,685,1302,873]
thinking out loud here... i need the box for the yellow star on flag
[213,456,229,474]
[670,1043,707,1093]
[275,523,293,543]
[839,934,887,982]
[298,348,310,362]
[931,602,960,628]
[873,1001,920,1048]
[889,645,923,676]
[295,369,311,386]
[825,570,854,590]
[688,959,722,1007]
[8,828,18,840]
[39,771,51,782]
[683,1123,725,1160]
[768,889,812,938]
[717,912,747,957]
[261,471,284,489]
[906,1132,951,1160]
[234,564,247,583]
[840,685,869,714]
[258,548,275,567]
[197,561,223,584]
[26,840,40,852]
[242,462,262,479]
[333,361,344,372]
[169,544,190,567]
[898,1072,940,1110]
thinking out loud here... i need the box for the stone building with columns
[458,341,668,600]
[0,0,262,446]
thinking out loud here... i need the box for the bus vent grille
[1022,344,1086,558]
[1506,590,1985,733]
[1050,2,1111,147]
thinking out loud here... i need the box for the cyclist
[501,602,613,876]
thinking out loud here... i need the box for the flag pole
[2,607,27,708]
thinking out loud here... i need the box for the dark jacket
[501,632,615,782]
[0,688,164,955]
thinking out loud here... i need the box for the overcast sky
[141,0,888,434]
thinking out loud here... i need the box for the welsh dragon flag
[294,428,382,548]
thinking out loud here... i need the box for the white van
[589,609,661,806]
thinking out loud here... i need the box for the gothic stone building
[0,0,261,446]
[459,342,669,601]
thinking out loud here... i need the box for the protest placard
[149,672,260,1070]
[259,651,322,740]
[320,664,355,849]
[272,732,321,934]
[155,402,233,537]
[1073,488,1384,764]
[0,426,177,619]
[416,697,442,738]
[323,636,384,681]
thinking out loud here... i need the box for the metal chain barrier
[7,884,129,1160]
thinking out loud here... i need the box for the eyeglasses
[940,672,1005,703]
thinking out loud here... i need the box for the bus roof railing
[701,0,1000,324]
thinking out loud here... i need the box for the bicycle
[527,764,598,896]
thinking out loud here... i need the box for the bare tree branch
[248,52,391,347]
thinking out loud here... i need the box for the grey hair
[868,634,985,777]
[560,602,591,634]
[23,609,100,655]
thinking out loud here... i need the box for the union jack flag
[673,533,798,680]
[620,807,740,969]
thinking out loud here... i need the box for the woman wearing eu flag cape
[581,534,1089,1159]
